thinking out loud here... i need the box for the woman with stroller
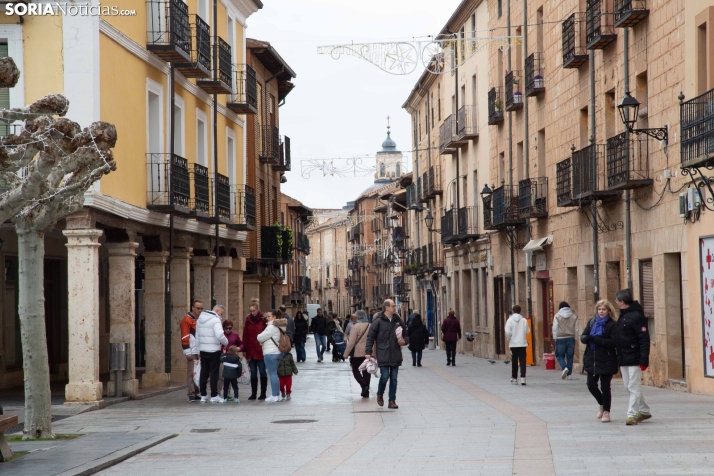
[293,311,309,363]
[407,313,430,367]
[330,314,346,362]
[344,310,371,397]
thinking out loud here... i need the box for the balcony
[406,183,420,210]
[175,15,211,78]
[606,132,653,190]
[562,14,588,69]
[556,158,577,207]
[146,153,190,215]
[427,165,443,198]
[261,225,292,262]
[295,232,310,254]
[488,87,505,125]
[394,276,409,296]
[419,245,428,273]
[418,175,430,203]
[146,0,191,63]
[439,115,458,154]
[614,0,649,28]
[190,163,210,220]
[348,285,362,297]
[441,209,457,244]
[681,87,714,169]
[525,53,545,97]
[228,184,256,231]
[457,206,480,240]
[492,185,524,228]
[456,105,478,141]
[572,145,622,201]
[586,0,617,50]
[273,136,291,171]
[518,177,548,219]
[259,125,280,163]
[196,37,232,94]
[505,70,524,112]
[227,64,258,114]
[393,226,405,249]
[214,173,231,223]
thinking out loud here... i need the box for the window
[430,92,434,127]
[396,162,401,177]
[196,115,207,166]
[537,128,546,176]
[640,259,655,337]
[380,163,385,177]
[437,84,442,121]
[418,110,421,141]
[198,0,209,24]
[471,74,477,106]
[698,20,708,94]
[173,95,184,157]
[227,131,236,215]
[498,0,502,19]
[537,6,544,53]
[147,79,163,202]
[471,13,476,38]
[0,43,8,111]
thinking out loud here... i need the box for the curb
[133,385,186,400]
[55,434,176,476]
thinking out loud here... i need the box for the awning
[522,235,553,253]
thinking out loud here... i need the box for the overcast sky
[248,0,462,210]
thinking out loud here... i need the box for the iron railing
[295,232,310,253]
[215,173,231,220]
[146,153,190,212]
[406,183,419,209]
[492,185,522,227]
[614,0,649,28]
[261,225,292,262]
[525,53,544,97]
[230,184,256,230]
[427,165,442,197]
[556,158,576,207]
[175,14,211,78]
[488,87,504,125]
[440,209,456,243]
[439,115,457,153]
[505,70,523,111]
[228,64,258,114]
[457,206,480,239]
[562,13,588,69]
[518,177,548,218]
[606,132,653,190]
[456,105,478,140]
[393,226,405,249]
[197,37,232,94]
[274,136,291,171]
[586,0,616,49]
[681,87,714,169]
[259,125,280,162]
[146,0,191,62]
[572,144,619,200]
[191,163,210,217]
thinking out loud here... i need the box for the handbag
[192,359,201,388]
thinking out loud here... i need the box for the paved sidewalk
[5,346,714,475]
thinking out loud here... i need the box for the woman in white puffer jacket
[257,309,287,402]
[196,306,229,402]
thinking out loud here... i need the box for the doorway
[494,276,511,355]
[540,278,554,353]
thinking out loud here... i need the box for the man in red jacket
[242,301,267,400]
[181,300,203,402]
[441,310,462,366]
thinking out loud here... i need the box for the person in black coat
[580,299,618,423]
[309,308,329,362]
[407,314,429,367]
[614,289,652,425]
[293,311,309,362]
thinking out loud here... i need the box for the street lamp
[480,184,493,201]
[617,90,668,143]
[424,209,434,231]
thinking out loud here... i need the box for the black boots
[258,376,268,400]
[413,360,416,366]
[248,379,258,400]
[361,386,369,398]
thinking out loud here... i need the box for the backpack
[271,327,292,353]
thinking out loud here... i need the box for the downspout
[623,28,632,289]
[211,0,219,307]
[590,49,599,303]
[523,0,534,362]
[507,0,515,309]
[264,67,283,309]
[165,64,175,375]
[410,88,422,324]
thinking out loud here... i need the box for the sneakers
[597,405,604,419]
[377,394,384,407]
[318,356,323,362]
[209,396,224,403]
[265,395,279,403]
[601,411,610,422]
[388,400,398,409]
[510,378,517,385]
[234,398,240,403]
[286,394,291,401]
[520,377,526,386]
[566,375,573,380]
[281,391,286,399]
[636,412,652,422]
[188,396,198,403]
[200,396,208,403]
[561,368,569,379]
[626,416,638,425]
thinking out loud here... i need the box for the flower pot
[534,78,544,89]
[513,92,523,104]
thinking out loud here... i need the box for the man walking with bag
[365,299,408,409]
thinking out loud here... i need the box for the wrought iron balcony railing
[572,144,621,200]
[562,13,588,69]
[457,206,480,240]
[456,105,478,140]
[214,173,231,221]
[614,0,649,28]
[228,184,256,231]
[197,37,232,94]
[146,0,191,62]
[294,232,310,254]
[227,64,258,114]
[556,158,577,207]
[258,125,280,163]
[518,177,548,218]
[606,132,654,190]
[406,183,420,209]
[525,53,545,97]
[492,185,523,228]
[586,0,617,50]
[505,70,524,111]
[274,136,291,171]
[146,153,190,215]
[439,115,458,154]
[680,87,714,169]
[261,225,292,262]
[441,209,457,244]
[488,87,504,125]
[175,14,211,78]
[190,163,210,219]
[427,165,443,197]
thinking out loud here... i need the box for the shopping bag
[238,357,250,385]
[192,359,201,388]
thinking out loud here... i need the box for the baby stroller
[332,330,346,362]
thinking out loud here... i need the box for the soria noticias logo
[4,3,137,17]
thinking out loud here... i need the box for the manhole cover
[352,411,383,413]
[272,419,317,424]
[190,428,220,433]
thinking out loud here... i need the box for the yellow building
[0,0,264,403]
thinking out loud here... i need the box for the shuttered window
[639,259,654,337]
[0,43,9,138]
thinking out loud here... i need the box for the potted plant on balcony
[513,90,523,105]
[533,74,544,89]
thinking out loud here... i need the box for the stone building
[279,193,312,316]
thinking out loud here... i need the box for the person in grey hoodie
[552,301,579,380]
[197,305,229,403]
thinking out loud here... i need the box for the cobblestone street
[7,342,714,476]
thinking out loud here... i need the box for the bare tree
[0,57,117,439]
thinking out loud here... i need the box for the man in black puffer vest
[614,288,652,426]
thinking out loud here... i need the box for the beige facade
[306,210,350,316]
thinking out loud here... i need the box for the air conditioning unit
[679,193,687,218]
[687,187,701,212]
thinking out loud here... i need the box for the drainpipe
[507,0,515,309]
[211,0,219,307]
[523,0,534,362]
[411,88,422,322]
[623,28,632,290]
[590,49,599,303]
[165,64,175,375]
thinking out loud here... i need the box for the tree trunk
[17,228,54,439]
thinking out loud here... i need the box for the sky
[247,0,462,210]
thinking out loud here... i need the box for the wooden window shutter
[0,44,10,115]
[639,260,654,319]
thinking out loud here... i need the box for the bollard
[109,343,128,397]
[428,336,435,350]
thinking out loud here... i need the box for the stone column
[170,248,192,383]
[214,256,232,312]
[192,255,214,306]
[229,258,245,335]
[106,242,140,397]
[260,280,273,310]
[63,229,104,405]
[142,251,170,388]
[244,276,261,317]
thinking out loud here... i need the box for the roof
[247,38,297,80]
[377,129,399,154]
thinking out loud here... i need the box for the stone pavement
[5,340,714,475]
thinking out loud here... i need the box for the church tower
[374,118,403,182]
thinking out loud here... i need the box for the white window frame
[226,126,237,215]
[173,94,185,157]
[146,78,165,204]
[196,108,208,168]
[0,25,23,109]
